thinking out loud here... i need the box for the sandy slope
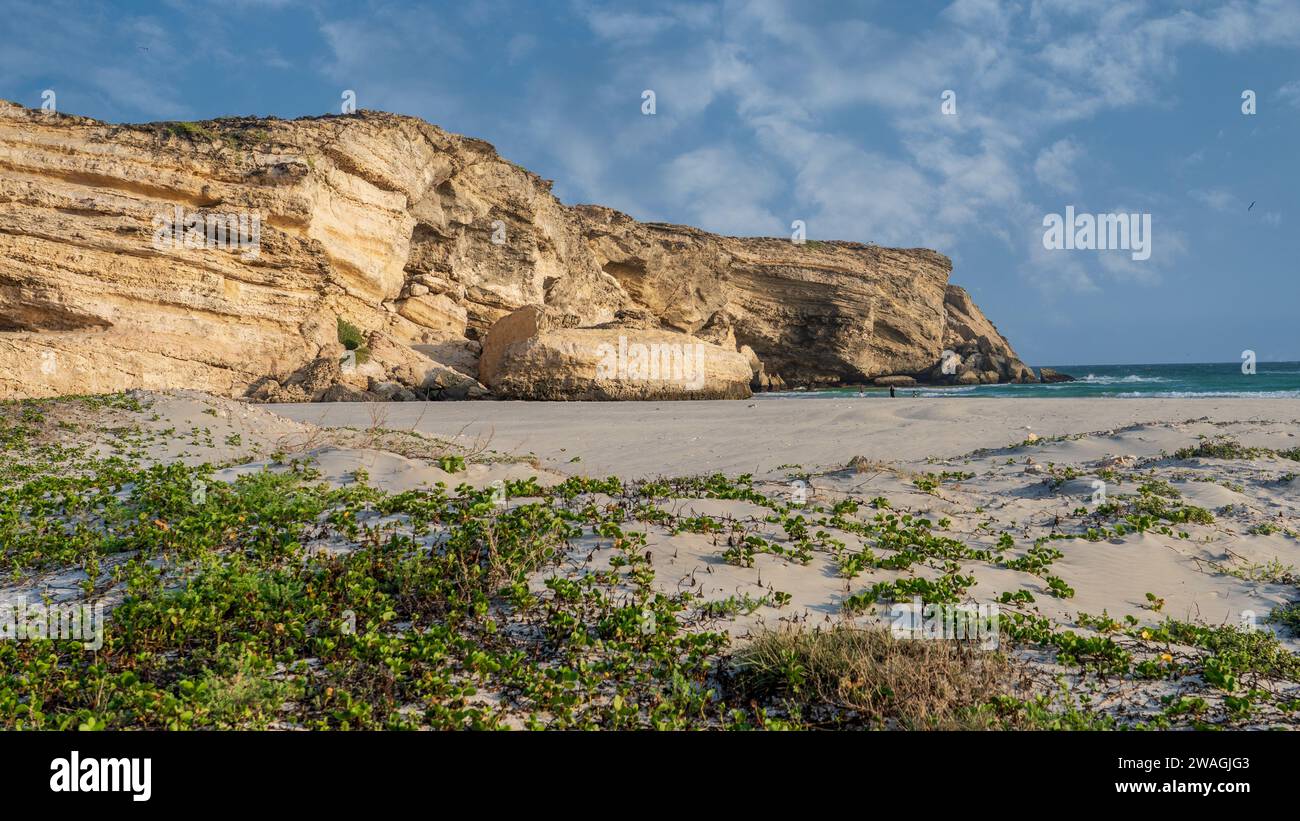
[269,397,1300,478]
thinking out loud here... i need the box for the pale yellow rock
[578,205,953,384]
[478,305,547,388]
[0,101,1032,400]
[396,293,468,336]
[367,330,484,398]
[481,306,751,400]
[368,331,442,386]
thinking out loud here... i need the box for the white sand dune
[266,399,1300,635]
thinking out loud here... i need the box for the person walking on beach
[889,386,896,398]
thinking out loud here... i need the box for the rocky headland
[0,102,1038,401]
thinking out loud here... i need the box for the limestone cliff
[936,284,1037,385]
[0,101,1033,400]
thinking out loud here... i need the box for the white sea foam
[1077,374,1169,384]
[1111,390,1300,399]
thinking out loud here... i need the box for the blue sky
[4,0,1298,365]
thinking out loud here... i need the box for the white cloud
[551,0,1300,292]
[1279,79,1300,108]
[579,3,715,44]
[1033,138,1084,193]
[1189,188,1239,212]
[785,131,939,247]
[317,6,471,124]
[661,146,782,236]
[1021,235,1100,297]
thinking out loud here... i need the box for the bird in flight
[1248,201,1255,211]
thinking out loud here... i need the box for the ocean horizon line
[1039,360,1300,370]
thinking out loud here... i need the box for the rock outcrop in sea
[0,102,1036,400]
[1038,368,1077,383]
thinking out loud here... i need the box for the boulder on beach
[478,306,753,400]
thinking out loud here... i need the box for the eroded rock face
[930,285,1038,385]
[576,205,954,387]
[0,101,1033,400]
[0,102,623,400]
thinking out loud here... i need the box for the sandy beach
[265,397,1300,634]
[271,396,1300,478]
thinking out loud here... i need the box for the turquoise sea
[767,362,1300,399]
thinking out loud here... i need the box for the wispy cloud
[1189,188,1240,212]
[1034,138,1084,194]
[1279,79,1300,108]
[558,0,1300,300]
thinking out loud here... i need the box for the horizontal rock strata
[0,101,1035,400]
